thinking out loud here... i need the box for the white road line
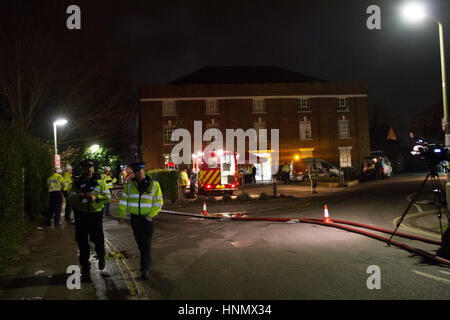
[439,270,450,276]
[412,270,450,285]
[407,193,422,213]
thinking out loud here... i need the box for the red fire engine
[191,150,239,194]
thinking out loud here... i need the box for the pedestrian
[63,164,73,222]
[375,159,382,180]
[252,164,257,183]
[101,166,116,217]
[282,162,290,184]
[118,162,164,280]
[124,166,134,183]
[188,170,197,198]
[309,159,319,194]
[69,159,111,281]
[47,168,65,226]
[246,164,253,184]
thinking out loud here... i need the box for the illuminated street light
[401,2,449,207]
[90,144,100,153]
[53,118,67,168]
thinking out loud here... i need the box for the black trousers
[74,209,105,270]
[47,192,62,226]
[64,192,73,220]
[130,215,154,272]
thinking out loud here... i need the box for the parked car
[292,158,340,182]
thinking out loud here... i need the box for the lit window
[337,98,349,112]
[299,118,312,140]
[205,100,219,114]
[297,98,311,112]
[163,124,176,145]
[338,117,350,138]
[339,147,352,167]
[253,99,266,113]
[162,101,176,116]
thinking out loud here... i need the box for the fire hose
[161,209,450,267]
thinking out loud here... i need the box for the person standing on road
[101,166,116,217]
[375,158,382,180]
[282,162,290,184]
[47,168,65,226]
[118,162,164,280]
[309,160,319,194]
[252,164,257,183]
[69,159,111,281]
[63,164,73,222]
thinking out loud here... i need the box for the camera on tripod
[410,137,449,170]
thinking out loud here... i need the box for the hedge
[0,121,53,270]
[146,169,180,203]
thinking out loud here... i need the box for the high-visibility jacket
[101,173,117,190]
[180,171,189,186]
[282,165,290,173]
[118,177,163,219]
[68,174,111,213]
[63,172,72,192]
[48,173,64,192]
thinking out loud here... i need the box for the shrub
[342,167,361,181]
[259,192,270,200]
[146,169,180,202]
[237,192,251,201]
[222,194,232,202]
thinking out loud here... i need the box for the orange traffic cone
[202,201,208,216]
[323,205,333,224]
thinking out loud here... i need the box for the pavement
[0,176,448,300]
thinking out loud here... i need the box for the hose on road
[161,209,450,267]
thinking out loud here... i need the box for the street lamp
[90,144,100,153]
[53,119,67,168]
[401,2,449,208]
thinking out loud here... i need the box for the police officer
[309,159,319,194]
[46,168,65,226]
[118,162,163,280]
[63,164,73,221]
[69,159,111,281]
[101,166,116,217]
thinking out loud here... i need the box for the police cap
[80,159,94,168]
[129,162,146,172]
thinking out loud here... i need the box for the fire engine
[191,149,239,195]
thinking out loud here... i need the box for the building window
[254,118,266,134]
[205,99,219,115]
[163,124,176,145]
[338,147,352,168]
[253,98,266,114]
[162,101,176,116]
[299,148,314,159]
[204,119,220,141]
[297,98,311,112]
[338,117,350,138]
[337,98,349,112]
[299,117,312,140]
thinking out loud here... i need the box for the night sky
[2,0,449,142]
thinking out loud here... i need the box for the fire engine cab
[191,150,239,195]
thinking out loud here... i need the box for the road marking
[105,239,149,300]
[439,270,450,276]
[412,270,450,285]
[406,193,422,213]
[392,210,442,240]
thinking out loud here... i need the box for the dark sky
[2,0,450,142]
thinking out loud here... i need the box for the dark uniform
[68,160,111,280]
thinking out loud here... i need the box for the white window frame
[252,98,266,114]
[337,98,350,112]
[338,146,352,168]
[205,99,220,115]
[162,124,177,145]
[162,100,176,116]
[338,116,350,139]
[204,119,220,141]
[254,118,266,134]
[297,98,311,112]
[299,117,312,140]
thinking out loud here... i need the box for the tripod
[388,165,450,246]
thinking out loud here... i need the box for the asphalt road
[1,173,449,300]
[101,173,450,300]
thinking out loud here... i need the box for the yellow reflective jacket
[118,178,163,219]
[63,172,72,192]
[101,173,117,189]
[68,174,111,213]
[48,173,64,192]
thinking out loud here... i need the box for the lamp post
[401,2,449,208]
[53,119,68,168]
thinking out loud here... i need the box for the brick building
[139,66,370,180]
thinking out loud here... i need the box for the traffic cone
[202,201,208,216]
[323,205,333,224]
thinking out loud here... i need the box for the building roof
[169,66,328,85]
